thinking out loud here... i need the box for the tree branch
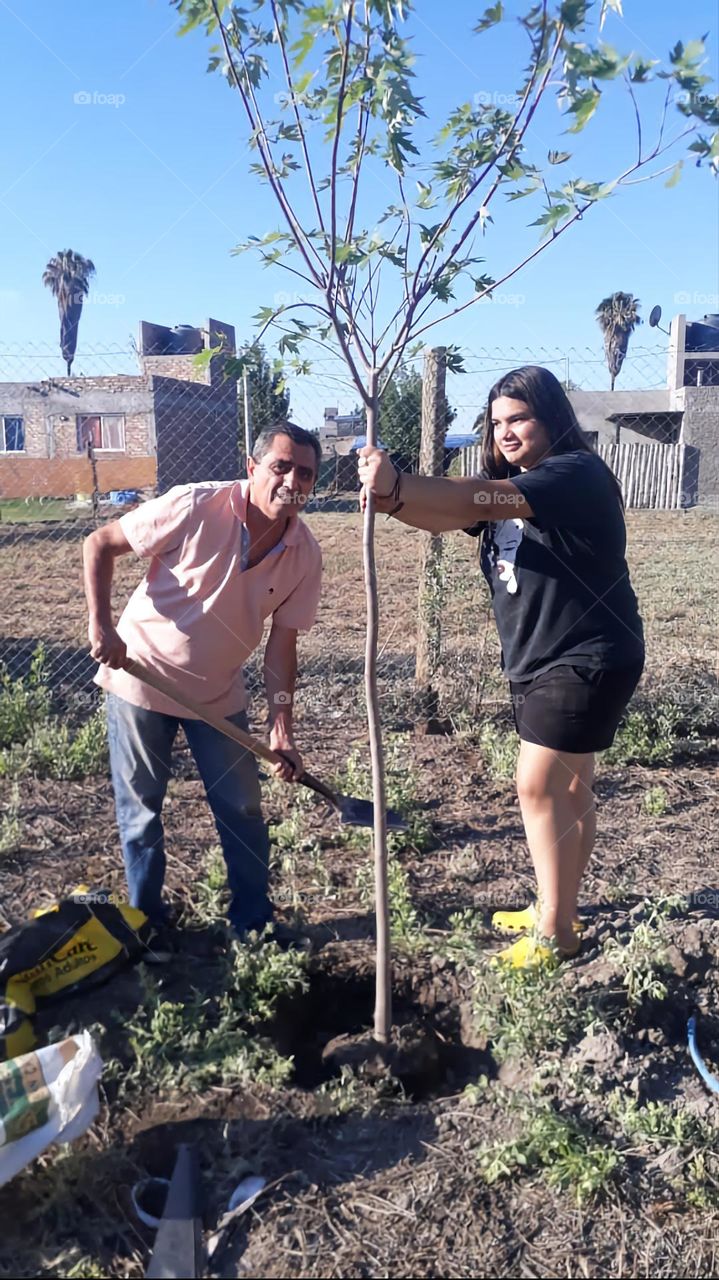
[328,3,355,303]
[625,74,643,165]
[211,0,326,286]
[406,1,552,302]
[270,0,327,235]
[344,2,372,249]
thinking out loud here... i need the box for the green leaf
[560,0,590,30]
[682,39,707,64]
[445,345,466,374]
[630,57,658,83]
[290,31,315,66]
[507,186,538,200]
[566,89,600,133]
[665,160,683,188]
[548,150,571,165]
[474,2,503,33]
[530,203,571,239]
[416,181,437,209]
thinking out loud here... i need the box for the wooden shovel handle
[123,657,282,769]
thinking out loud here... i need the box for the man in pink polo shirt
[82,422,322,945]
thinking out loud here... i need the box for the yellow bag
[0,890,149,1060]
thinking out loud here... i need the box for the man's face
[247,434,317,519]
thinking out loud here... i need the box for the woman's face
[490,396,551,470]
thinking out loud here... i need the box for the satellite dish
[648,304,670,335]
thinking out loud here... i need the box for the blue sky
[0,0,716,423]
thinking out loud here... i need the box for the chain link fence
[0,338,694,738]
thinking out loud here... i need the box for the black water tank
[172,325,203,354]
[686,314,719,352]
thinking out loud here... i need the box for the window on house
[76,414,126,452]
[1,416,25,452]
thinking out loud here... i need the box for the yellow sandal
[490,932,581,970]
[491,903,584,936]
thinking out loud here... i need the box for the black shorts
[509,662,644,754]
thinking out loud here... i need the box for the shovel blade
[338,795,408,831]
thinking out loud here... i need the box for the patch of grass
[192,845,228,926]
[0,498,81,523]
[109,931,308,1095]
[356,854,426,952]
[336,735,434,854]
[642,785,668,816]
[478,1098,619,1205]
[604,699,685,766]
[0,707,108,780]
[478,722,518,780]
[603,895,686,1009]
[609,1094,709,1148]
[0,644,52,748]
[436,908,486,963]
[0,784,22,855]
[269,794,334,917]
[472,960,590,1061]
[315,1063,405,1116]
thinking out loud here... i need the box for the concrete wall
[679,386,719,509]
[570,389,677,445]
[152,375,239,493]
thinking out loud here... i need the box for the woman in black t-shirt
[358,366,644,968]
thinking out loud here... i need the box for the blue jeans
[105,693,272,933]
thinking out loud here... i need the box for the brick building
[0,317,239,500]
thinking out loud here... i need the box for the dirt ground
[0,508,718,1278]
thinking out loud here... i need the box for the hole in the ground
[268,967,493,1100]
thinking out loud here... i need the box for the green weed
[356,854,426,952]
[642,785,668,817]
[0,707,107,780]
[0,645,52,748]
[314,1063,405,1116]
[478,723,518,780]
[478,1100,619,1204]
[472,960,589,1061]
[0,784,22,855]
[604,700,684,766]
[193,845,228,925]
[603,895,686,1008]
[110,931,308,1094]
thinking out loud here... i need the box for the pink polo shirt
[95,480,322,718]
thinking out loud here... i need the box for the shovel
[123,657,407,831]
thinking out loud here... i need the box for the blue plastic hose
[687,1015,719,1095]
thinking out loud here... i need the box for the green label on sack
[0,1052,50,1146]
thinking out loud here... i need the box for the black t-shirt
[466,451,645,682]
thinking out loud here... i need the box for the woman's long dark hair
[480,365,593,479]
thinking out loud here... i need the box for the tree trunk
[415,347,447,725]
[363,368,391,1044]
[61,301,82,377]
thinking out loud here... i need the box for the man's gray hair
[252,421,321,472]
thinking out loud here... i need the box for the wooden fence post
[415,347,447,728]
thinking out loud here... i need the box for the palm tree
[595,292,642,391]
[42,250,96,375]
